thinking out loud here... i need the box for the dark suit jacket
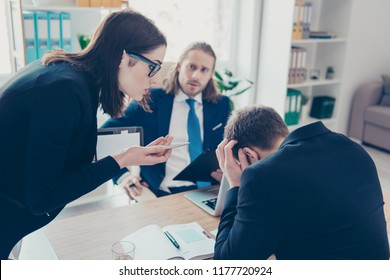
[102,88,231,194]
[0,61,120,259]
[215,122,389,260]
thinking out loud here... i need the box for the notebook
[121,222,215,260]
[173,149,219,183]
[184,175,230,217]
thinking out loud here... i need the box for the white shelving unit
[4,0,125,72]
[22,3,122,52]
[256,0,353,131]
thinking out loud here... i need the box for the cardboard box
[101,0,112,7]
[112,0,122,7]
[89,0,102,7]
[76,0,90,7]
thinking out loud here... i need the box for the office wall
[337,0,390,133]
[233,0,263,109]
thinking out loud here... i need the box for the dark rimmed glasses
[126,51,162,77]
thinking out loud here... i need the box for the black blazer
[0,61,120,259]
[102,88,231,194]
[215,122,389,260]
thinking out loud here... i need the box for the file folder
[60,12,72,52]
[285,89,302,125]
[36,12,50,58]
[22,11,38,63]
[48,12,61,50]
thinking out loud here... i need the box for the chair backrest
[348,81,382,140]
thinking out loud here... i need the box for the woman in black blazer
[0,9,172,259]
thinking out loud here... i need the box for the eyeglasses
[126,51,162,77]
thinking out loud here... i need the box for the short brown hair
[224,105,289,156]
[163,41,220,103]
[41,9,166,117]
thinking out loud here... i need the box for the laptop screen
[96,126,144,160]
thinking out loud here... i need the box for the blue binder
[60,12,72,52]
[22,11,38,63]
[48,12,61,50]
[36,11,50,58]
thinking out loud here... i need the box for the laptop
[96,126,143,160]
[184,175,230,217]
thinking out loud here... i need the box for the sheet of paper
[96,132,140,160]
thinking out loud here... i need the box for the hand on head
[216,139,257,187]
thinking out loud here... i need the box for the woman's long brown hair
[42,9,167,117]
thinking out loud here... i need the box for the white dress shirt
[159,90,204,192]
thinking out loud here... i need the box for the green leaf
[229,98,235,110]
[228,81,239,88]
[217,80,236,90]
[229,86,252,97]
[215,81,228,90]
[223,69,233,77]
[214,71,223,81]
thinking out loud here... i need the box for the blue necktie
[186,99,211,188]
[186,99,203,161]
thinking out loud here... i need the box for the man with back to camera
[214,105,389,260]
[102,42,231,197]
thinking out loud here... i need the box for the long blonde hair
[163,42,220,103]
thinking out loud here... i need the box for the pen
[212,123,222,131]
[164,231,180,249]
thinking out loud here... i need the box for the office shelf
[257,0,353,131]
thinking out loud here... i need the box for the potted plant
[77,33,92,50]
[325,66,335,80]
[214,69,253,110]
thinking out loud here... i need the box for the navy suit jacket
[102,88,231,194]
[0,61,120,259]
[214,122,389,260]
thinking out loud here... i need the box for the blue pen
[164,231,180,249]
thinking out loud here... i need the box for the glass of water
[111,241,135,260]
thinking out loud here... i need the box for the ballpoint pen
[164,231,180,249]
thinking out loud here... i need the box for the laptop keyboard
[202,198,217,210]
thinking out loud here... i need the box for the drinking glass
[111,241,135,260]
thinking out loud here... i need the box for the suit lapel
[157,93,174,136]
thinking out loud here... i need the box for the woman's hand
[112,135,174,168]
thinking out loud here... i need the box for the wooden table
[44,188,390,260]
[44,188,220,259]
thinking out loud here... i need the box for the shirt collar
[176,90,203,104]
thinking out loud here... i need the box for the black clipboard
[173,149,219,183]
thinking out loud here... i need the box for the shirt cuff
[116,171,131,186]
